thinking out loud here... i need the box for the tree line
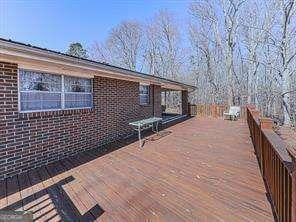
[66,0,295,125]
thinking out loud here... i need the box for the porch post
[181,90,189,116]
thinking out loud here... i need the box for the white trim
[139,84,150,105]
[61,75,65,109]
[0,39,196,91]
[140,82,150,86]
[64,92,92,95]
[20,90,61,93]
[17,69,21,112]
[19,107,93,114]
[19,66,94,79]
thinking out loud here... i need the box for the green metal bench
[129,117,162,148]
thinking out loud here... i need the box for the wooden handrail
[246,106,295,222]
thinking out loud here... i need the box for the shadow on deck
[0,117,275,221]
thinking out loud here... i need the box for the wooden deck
[0,117,275,221]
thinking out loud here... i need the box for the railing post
[251,110,260,119]
[260,118,274,177]
[247,105,256,110]
[287,147,296,222]
[188,103,191,117]
[260,118,274,130]
[213,104,217,118]
[251,110,260,151]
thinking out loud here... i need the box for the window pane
[139,84,149,105]
[140,95,149,105]
[21,101,42,111]
[65,93,92,108]
[20,92,61,111]
[64,76,92,93]
[19,70,93,111]
[20,70,61,92]
[139,85,149,94]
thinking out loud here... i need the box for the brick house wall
[0,61,162,179]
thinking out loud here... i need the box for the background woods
[68,0,296,125]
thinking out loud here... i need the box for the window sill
[140,103,150,107]
[18,108,94,119]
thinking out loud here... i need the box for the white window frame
[139,84,150,105]
[63,75,93,110]
[18,69,93,113]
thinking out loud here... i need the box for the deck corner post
[247,104,256,110]
[251,110,260,120]
[260,118,274,130]
[287,147,296,222]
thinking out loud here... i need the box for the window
[64,76,92,108]
[19,70,62,111]
[19,69,93,112]
[139,84,149,105]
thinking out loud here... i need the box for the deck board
[45,162,81,221]
[6,175,22,211]
[0,179,7,209]
[18,172,38,213]
[0,117,275,221]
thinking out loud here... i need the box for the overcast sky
[0,0,191,52]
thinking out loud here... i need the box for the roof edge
[0,38,196,91]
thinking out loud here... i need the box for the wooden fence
[247,106,296,222]
[188,104,247,119]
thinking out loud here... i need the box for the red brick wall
[0,61,161,179]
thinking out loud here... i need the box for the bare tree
[278,0,296,124]
[188,0,295,125]
[188,1,221,103]
[87,2,295,125]
[91,21,143,71]
[143,10,183,80]
[220,0,246,105]
[189,0,244,105]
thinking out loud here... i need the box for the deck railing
[188,104,247,119]
[247,106,296,222]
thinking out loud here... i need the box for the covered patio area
[161,89,189,123]
[0,117,275,221]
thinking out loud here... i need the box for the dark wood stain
[0,117,275,221]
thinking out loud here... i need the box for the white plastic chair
[224,106,241,121]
